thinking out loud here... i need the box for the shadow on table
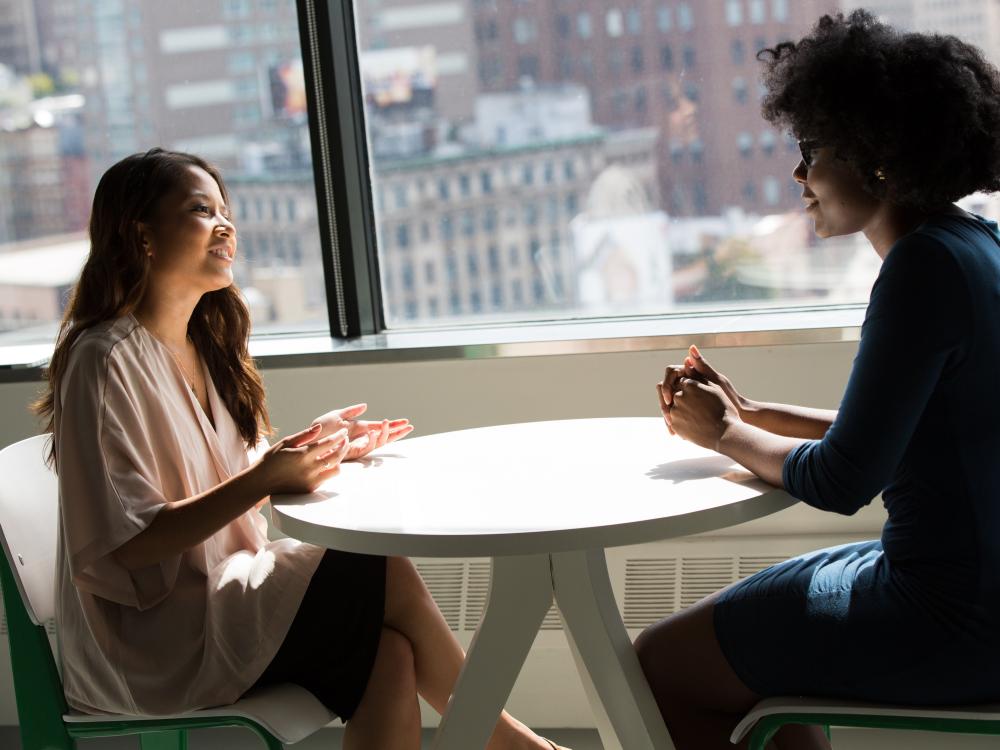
[646,455,760,486]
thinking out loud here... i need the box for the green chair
[732,695,1000,748]
[0,435,337,750]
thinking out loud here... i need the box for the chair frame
[743,704,1000,749]
[2,549,285,750]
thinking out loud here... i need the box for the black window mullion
[297,0,383,337]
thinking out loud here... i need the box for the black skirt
[250,549,387,720]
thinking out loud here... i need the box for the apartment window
[462,212,476,237]
[682,46,696,68]
[731,38,746,64]
[397,224,411,248]
[763,175,781,205]
[726,0,743,26]
[690,138,704,164]
[606,9,624,38]
[631,46,645,73]
[656,5,672,32]
[626,8,642,35]
[678,4,694,31]
[750,0,766,24]
[660,44,674,70]
[733,76,749,104]
[738,132,754,158]
[635,86,647,114]
[483,208,498,232]
[556,14,572,38]
[772,0,789,22]
[513,17,538,44]
[577,13,593,39]
[760,129,776,156]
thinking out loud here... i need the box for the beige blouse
[54,316,324,715]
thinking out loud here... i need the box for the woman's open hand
[657,376,741,452]
[311,403,414,461]
[253,423,350,495]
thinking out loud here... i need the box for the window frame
[298,0,383,337]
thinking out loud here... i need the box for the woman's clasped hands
[657,344,743,452]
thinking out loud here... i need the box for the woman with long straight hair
[38,148,566,750]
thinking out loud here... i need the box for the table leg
[551,548,676,750]
[432,553,554,750]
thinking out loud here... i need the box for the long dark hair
[34,148,271,458]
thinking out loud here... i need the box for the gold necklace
[165,342,199,393]
[137,318,199,393]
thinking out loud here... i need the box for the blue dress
[714,213,1000,704]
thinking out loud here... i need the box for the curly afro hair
[758,9,1000,210]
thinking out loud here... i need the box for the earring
[875,168,887,182]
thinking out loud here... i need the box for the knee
[634,619,675,688]
[384,556,436,621]
[374,627,417,691]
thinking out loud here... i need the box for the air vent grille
[461,561,562,631]
[623,558,677,629]
[738,556,788,579]
[680,557,735,608]
[414,561,464,630]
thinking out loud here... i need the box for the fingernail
[691,345,702,358]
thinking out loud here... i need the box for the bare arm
[113,466,268,570]
[113,425,347,571]
[717,418,805,487]
[737,398,837,440]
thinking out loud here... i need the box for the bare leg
[634,592,830,750]
[344,627,422,750]
[382,556,551,750]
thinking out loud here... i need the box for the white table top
[271,417,797,557]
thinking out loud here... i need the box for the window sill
[0,305,864,383]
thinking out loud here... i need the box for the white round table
[272,418,797,750]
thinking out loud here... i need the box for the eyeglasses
[798,139,821,168]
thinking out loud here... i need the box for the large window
[2,1,999,356]
[0,0,327,347]
[360,0,883,329]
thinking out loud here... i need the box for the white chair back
[0,435,59,626]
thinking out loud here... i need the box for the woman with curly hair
[634,10,1000,749]
[40,148,565,750]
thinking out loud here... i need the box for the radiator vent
[414,561,464,631]
[462,561,562,631]
[679,557,734,609]
[738,556,788,579]
[623,558,676,629]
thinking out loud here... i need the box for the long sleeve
[782,232,971,515]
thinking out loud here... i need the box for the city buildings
[469,0,839,216]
